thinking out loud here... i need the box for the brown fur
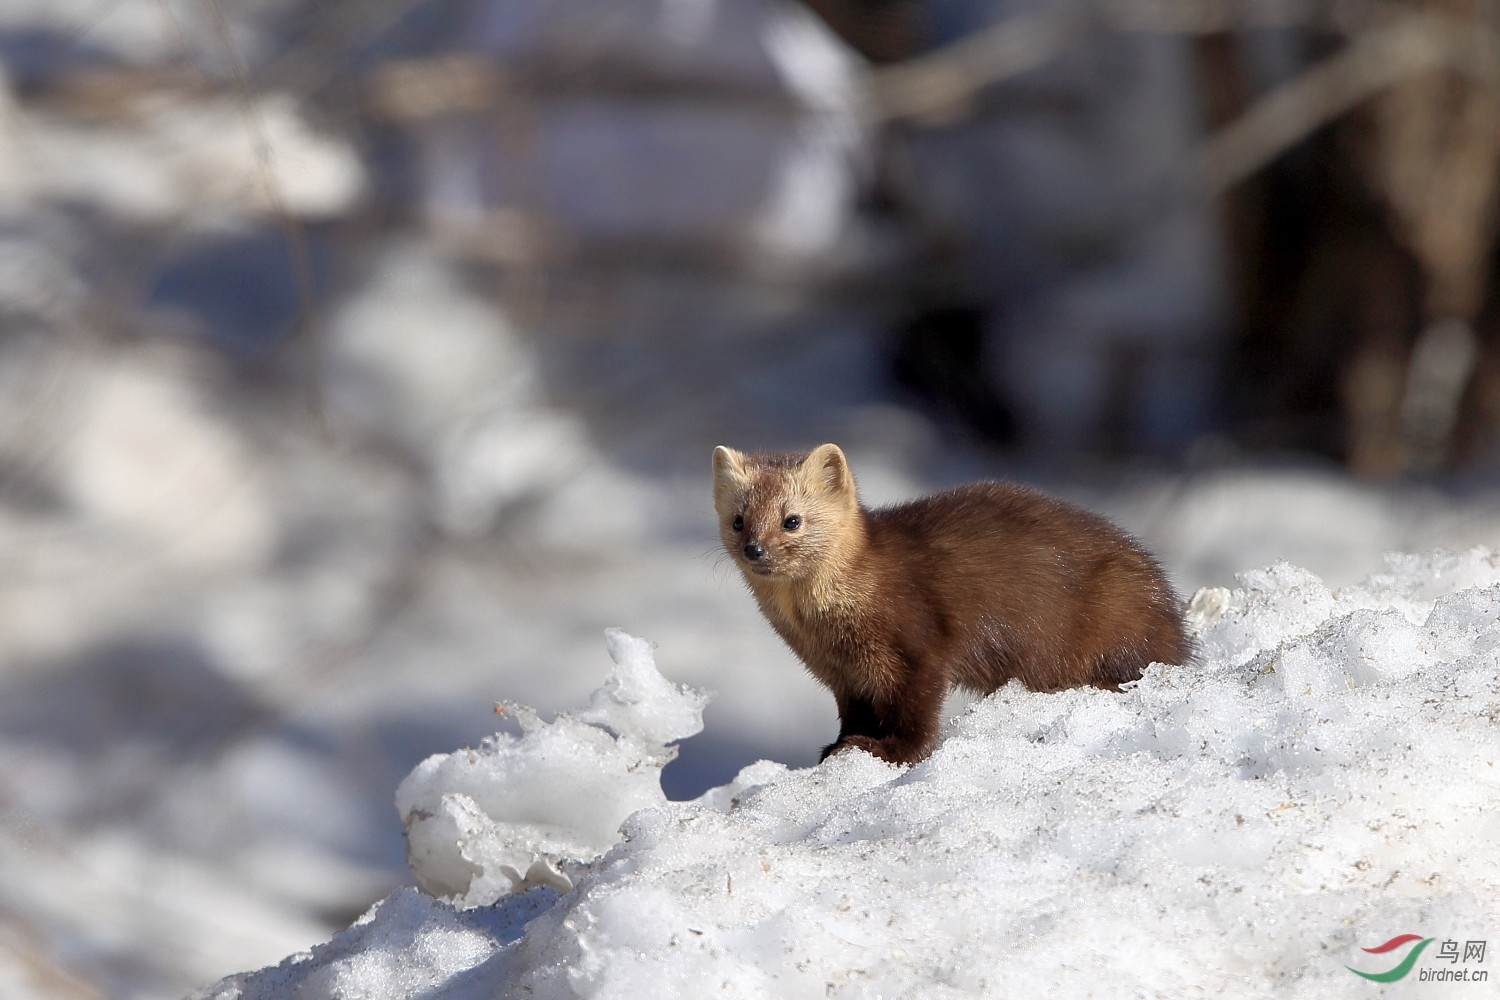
[713,443,1190,765]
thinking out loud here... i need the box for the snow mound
[205,550,1500,999]
[395,629,708,906]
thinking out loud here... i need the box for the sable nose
[743,540,764,561]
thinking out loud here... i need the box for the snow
[204,548,1500,999]
[6,253,1499,996]
[323,242,592,535]
[2,3,1499,995]
[0,91,363,225]
[396,629,707,905]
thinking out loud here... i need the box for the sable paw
[821,735,930,764]
[820,735,882,761]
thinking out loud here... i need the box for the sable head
[712,443,860,581]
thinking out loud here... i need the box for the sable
[713,443,1189,765]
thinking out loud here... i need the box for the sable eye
[732,515,744,532]
[782,515,801,531]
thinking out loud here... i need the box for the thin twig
[204,0,324,421]
[262,0,435,97]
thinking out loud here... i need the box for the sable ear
[801,443,851,497]
[712,446,747,507]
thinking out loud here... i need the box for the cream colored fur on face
[712,443,862,582]
[713,446,863,595]
[713,443,890,696]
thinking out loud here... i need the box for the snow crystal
[394,628,707,906]
[195,888,530,1000]
[207,550,1500,999]
[578,630,711,749]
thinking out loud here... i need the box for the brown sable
[713,443,1190,765]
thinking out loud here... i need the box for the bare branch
[863,11,1078,123]
[1191,14,1500,195]
[859,0,1350,125]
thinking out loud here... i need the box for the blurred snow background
[0,0,1498,996]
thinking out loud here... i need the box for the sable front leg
[820,693,880,762]
[821,678,946,765]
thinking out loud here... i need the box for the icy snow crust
[396,629,709,904]
[206,550,1500,999]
